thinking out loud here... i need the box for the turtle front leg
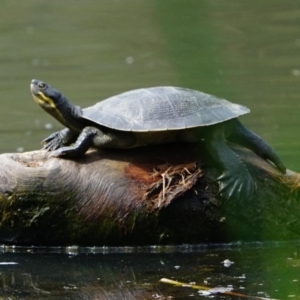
[204,123,255,201]
[42,128,78,151]
[49,126,136,158]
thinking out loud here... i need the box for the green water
[0,0,299,169]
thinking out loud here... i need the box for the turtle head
[30,79,81,130]
[30,79,65,111]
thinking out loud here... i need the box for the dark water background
[1,1,300,298]
[1,243,300,299]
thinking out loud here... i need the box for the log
[0,142,298,246]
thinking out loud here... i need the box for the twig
[159,278,279,300]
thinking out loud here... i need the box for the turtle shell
[82,87,249,132]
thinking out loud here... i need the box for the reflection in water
[0,242,300,298]
[1,270,154,299]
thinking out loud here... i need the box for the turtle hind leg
[229,119,286,173]
[204,123,256,201]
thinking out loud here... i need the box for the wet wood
[0,143,298,245]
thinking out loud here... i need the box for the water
[0,242,300,299]
[1,0,300,298]
[0,0,299,168]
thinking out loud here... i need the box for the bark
[0,142,298,246]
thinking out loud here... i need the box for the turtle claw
[42,131,60,143]
[43,139,61,151]
[42,132,65,151]
[217,171,256,201]
[48,145,87,158]
[48,147,70,158]
[42,129,76,152]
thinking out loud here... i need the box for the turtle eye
[38,82,46,89]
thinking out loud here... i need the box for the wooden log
[0,142,298,246]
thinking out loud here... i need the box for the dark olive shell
[82,87,249,131]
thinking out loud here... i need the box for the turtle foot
[42,132,66,151]
[217,171,256,201]
[42,129,76,152]
[48,147,77,158]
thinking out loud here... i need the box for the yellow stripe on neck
[33,92,80,132]
[37,92,57,108]
[35,92,73,128]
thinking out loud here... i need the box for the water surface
[0,1,300,299]
[1,242,300,299]
[0,0,299,168]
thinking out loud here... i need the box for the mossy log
[0,142,299,246]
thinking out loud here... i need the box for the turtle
[30,79,286,200]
